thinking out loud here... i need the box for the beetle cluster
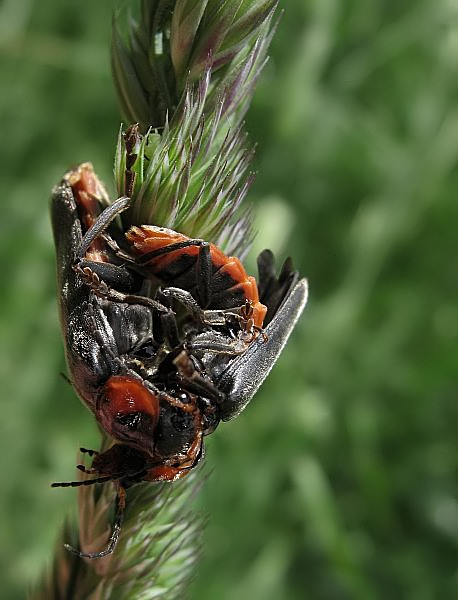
[51,163,307,559]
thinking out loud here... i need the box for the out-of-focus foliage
[0,1,457,599]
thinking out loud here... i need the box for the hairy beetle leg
[160,287,267,349]
[76,263,169,313]
[160,287,242,327]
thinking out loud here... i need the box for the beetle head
[96,375,203,463]
[97,375,160,457]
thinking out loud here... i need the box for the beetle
[51,170,220,558]
[72,183,267,341]
[50,165,308,558]
[124,224,267,331]
[52,439,204,559]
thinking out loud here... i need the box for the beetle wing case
[51,182,108,406]
[51,181,154,411]
[216,277,308,421]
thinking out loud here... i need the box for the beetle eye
[170,408,193,431]
[116,412,141,430]
[115,411,153,433]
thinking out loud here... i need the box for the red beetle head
[97,376,160,457]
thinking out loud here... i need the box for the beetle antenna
[51,474,115,488]
[78,195,130,258]
[64,485,127,559]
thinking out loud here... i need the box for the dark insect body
[51,164,308,559]
[76,196,268,340]
[126,224,267,329]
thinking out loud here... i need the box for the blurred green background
[1,0,458,598]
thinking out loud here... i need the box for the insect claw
[63,543,82,556]
[76,464,96,474]
[80,447,98,456]
[63,503,124,559]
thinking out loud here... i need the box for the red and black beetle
[125,224,267,330]
[75,195,268,343]
[51,169,217,557]
[50,165,308,558]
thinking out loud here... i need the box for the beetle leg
[77,263,169,313]
[177,375,223,402]
[159,308,181,349]
[173,350,224,402]
[188,337,247,356]
[159,287,215,323]
[77,258,143,294]
[98,232,142,266]
[160,287,244,328]
[64,484,127,559]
